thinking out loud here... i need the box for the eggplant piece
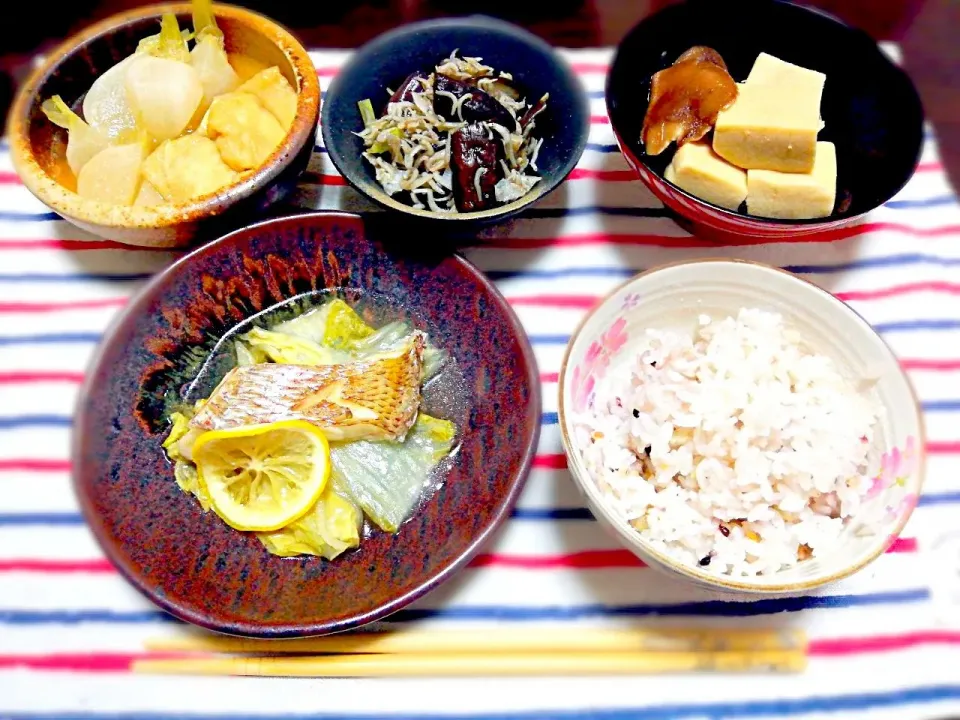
[450,122,501,212]
[520,92,549,130]
[388,71,430,105]
[434,74,514,128]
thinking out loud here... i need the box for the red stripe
[0,371,85,384]
[510,282,960,311]
[533,453,568,469]
[900,358,960,372]
[509,295,598,310]
[316,62,612,79]
[589,115,610,125]
[0,537,917,576]
[541,372,559,383]
[569,62,610,74]
[916,161,942,173]
[566,168,633,181]
[835,281,960,301]
[0,459,71,472]
[0,558,114,573]
[0,239,174,252]
[0,171,19,184]
[492,223,960,250]
[302,172,348,187]
[928,440,960,454]
[0,298,127,313]
[4,631,960,672]
[0,652,189,672]
[809,631,960,656]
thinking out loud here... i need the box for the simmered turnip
[192,34,240,109]
[82,55,140,141]
[76,143,145,205]
[41,96,111,176]
[125,56,204,141]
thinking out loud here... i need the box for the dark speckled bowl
[72,211,540,637]
[321,16,590,224]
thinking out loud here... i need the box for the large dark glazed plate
[72,212,540,637]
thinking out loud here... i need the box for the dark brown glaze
[7,3,320,248]
[388,70,430,105]
[72,212,540,637]
[433,74,515,128]
[641,45,738,156]
[450,122,501,211]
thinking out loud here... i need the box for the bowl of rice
[558,259,925,593]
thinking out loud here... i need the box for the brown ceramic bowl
[72,212,541,637]
[7,3,320,248]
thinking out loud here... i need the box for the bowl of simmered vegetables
[7,1,320,248]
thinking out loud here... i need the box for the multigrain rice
[573,308,884,577]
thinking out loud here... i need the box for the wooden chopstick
[133,649,807,677]
[145,627,807,655]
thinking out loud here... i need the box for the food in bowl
[641,46,738,156]
[356,50,549,213]
[644,48,836,219]
[163,297,458,560]
[571,307,908,578]
[40,0,297,207]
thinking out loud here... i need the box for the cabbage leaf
[258,483,362,559]
[330,413,456,532]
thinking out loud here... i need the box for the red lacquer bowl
[606,0,924,242]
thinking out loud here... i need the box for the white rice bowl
[560,261,924,592]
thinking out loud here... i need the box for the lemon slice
[192,420,330,532]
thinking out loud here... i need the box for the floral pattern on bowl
[570,316,629,413]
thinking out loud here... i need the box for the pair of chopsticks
[135,628,808,677]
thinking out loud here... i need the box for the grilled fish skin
[189,333,425,442]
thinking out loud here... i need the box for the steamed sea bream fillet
[574,309,885,577]
[190,333,426,442]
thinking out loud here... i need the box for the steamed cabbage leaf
[241,327,342,365]
[163,410,212,510]
[257,483,362,559]
[330,414,456,532]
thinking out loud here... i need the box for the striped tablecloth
[3,47,960,720]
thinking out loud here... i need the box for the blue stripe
[6,685,960,720]
[0,210,61,222]
[512,507,595,520]
[885,195,956,210]
[872,319,960,333]
[585,142,619,153]
[919,490,960,506]
[0,588,930,626]
[0,272,152,283]
[0,512,84,525]
[0,332,102,346]
[0,415,71,430]
[922,400,960,412]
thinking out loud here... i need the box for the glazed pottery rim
[557,257,927,594]
[321,15,589,222]
[604,0,925,227]
[71,210,542,636]
[8,2,320,233]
